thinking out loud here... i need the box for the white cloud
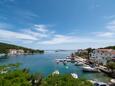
[0,29,38,41]
[94,19,115,38]
[22,24,55,39]
[22,29,48,38]
[40,35,75,44]
[0,23,56,45]
[106,20,115,31]
[0,22,115,49]
[39,34,109,45]
[94,32,115,38]
[34,24,48,33]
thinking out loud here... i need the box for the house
[90,49,115,65]
[8,49,24,55]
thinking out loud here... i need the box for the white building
[90,49,115,65]
[8,49,24,55]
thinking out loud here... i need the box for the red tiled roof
[98,49,112,52]
[97,49,115,55]
[111,52,115,55]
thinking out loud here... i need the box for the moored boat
[71,73,78,79]
[75,61,84,66]
[82,65,99,72]
[88,80,109,86]
[110,79,115,84]
[52,70,59,75]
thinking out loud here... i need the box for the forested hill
[103,46,115,50]
[0,42,44,54]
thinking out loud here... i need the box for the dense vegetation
[106,61,115,73]
[0,42,44,54]
[41,74,93,86]
[105,46,115,50]
[75,48,94,59]
[0,70,31,86]
[75,51,89,59]
[0,64,93,86]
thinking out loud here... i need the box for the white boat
[88,80,109,86]
[56,60,59,63]
[0,54,5,57]
[0,70,8,74]
[71,73,78,79]
[94,82,109,86]
[52,70,59,75]
[82,66,99,72]
[110,79,115,84]
[75,61,84,66]
[63,61,67,65]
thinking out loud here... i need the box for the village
[55,48,115,86]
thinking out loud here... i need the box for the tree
[106,62,115,73]
[40,74,93,86]
[86,48,93,59]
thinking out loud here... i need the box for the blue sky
[0,0,115,50]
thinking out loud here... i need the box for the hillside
[105,46,115,50]
[101,46,115,50]
[0,42,44,54]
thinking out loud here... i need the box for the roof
[98,49,113,52]
[111,51,115,55]
[96,49,115,55]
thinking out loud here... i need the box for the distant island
[0,42,44,55]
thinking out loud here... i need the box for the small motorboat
[75,61,84,66]
[94,82,109,86]
[88,80,109,86]
[71,73,78,79]
[63,61,67,65]
[82,65,99,72]
[56,60,59,64]
[52,70,59,75]
[110,79,115,84]
[0,70,8,74]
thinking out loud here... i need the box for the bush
[40,74,93,86]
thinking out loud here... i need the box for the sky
[0,0,115,50]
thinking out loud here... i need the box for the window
[101,53,103,55]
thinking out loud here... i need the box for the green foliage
[106,62,115,72]
[0,70,31,86]
[0,42,44,54]
[40,74,93,86]
[0,64,93,86]
[102,46,115,50]
[75,52,89,59]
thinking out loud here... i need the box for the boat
[52,70,59,75]
[0,70,8,74]
[63,61,67,65]
[75,61,84,66]
[56,60,59,64]
[94,82,109,86]
[110,79,115,84]
[71,73,78,79]
[88,80,109,86]
[82,65,99,72]
[0,54,5,57]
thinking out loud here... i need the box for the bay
[0,51,110,82]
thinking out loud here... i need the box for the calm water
[0,51,111,82]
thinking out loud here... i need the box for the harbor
[54,51,115,85]
[0,50,114,85]
[0,51,110,82]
